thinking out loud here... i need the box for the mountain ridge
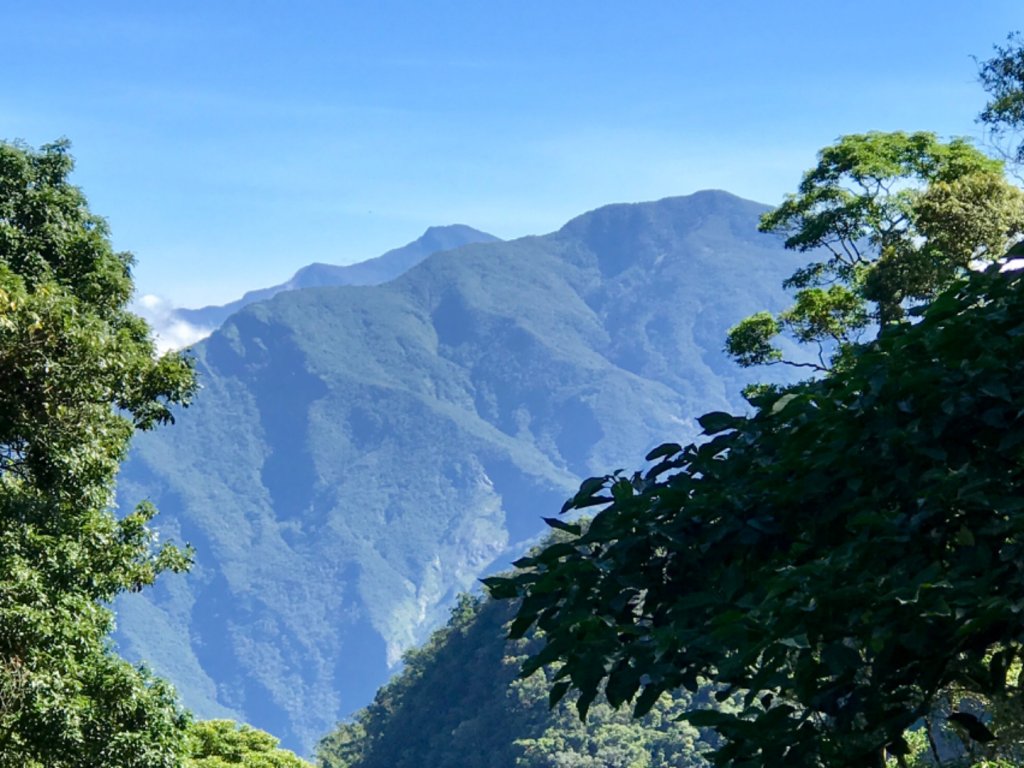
[116,190,807,753]
[170,224,501,332]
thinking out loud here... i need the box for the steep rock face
[115,191,806,753]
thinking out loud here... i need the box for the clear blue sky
[4,1,1020,307]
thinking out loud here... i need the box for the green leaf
[632,685,662,718]
[698,411,737,435]
[779,635,810,650]
[480,576,518,600]
[770,393,800,414]
[645,442,682,461]
[605,666,640,708]
[562,476,610,512]
[679,709,735,728]
[548,680,571,709]
[542,517,581,534]
[575,686,598,721]
[955,525,975,546]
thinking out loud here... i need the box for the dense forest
[315,593,724,768]
[3,28,1024,768]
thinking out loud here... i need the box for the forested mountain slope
[115,191,808,752]
[316,593,721,768]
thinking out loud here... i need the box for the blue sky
[4,1,1020,307]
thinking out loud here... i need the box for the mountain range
[114,190,808,753]
[145,225,500,346]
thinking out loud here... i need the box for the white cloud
[133,294,213,354]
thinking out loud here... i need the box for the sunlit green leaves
[727,132,1024,371]
[187,720,313,767]
[0,140,197,767]
[724,311,782,367]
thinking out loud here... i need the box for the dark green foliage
[315,593,720,768]
[490,265,1024,768]
[0,140,197,767]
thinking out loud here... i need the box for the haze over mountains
[115,190,808,753]
[139,224,500,350]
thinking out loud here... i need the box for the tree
[725,132,1024,371]
[978,32,1024,168]
[187,720,313,767]
[487,264,1024,768]
[0,139,197,767]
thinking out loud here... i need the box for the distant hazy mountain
[159,224,500,336]
[115,191,807,753]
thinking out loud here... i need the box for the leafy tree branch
[726,132,1024,372]
[490,264,1024,768]
[0,139,197,768]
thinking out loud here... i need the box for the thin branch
[766,358,831,373]
[839,238,861,266]
[823,242,848,263]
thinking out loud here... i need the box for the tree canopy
[187,720,313,768]
[488,263,1024,768]
[725,132,1024,371]
[0,139,197,767]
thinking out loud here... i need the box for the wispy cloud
[134,294,213,353]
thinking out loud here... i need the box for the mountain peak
[162,225,500,338]
[559,190,768,233]
[554,191,772,276]
[416,224,501,250]
[422,224,485,236]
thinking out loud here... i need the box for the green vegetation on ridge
[316,593,724,768]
